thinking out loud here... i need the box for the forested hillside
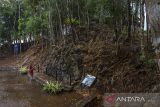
[0,0,160,96]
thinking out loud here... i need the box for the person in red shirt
[28,64,34,80]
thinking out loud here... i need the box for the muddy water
[0,71,82,107]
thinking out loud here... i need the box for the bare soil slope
[17,25,160,93]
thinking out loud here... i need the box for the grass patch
[43,81,63,94]
[19,66,28,74]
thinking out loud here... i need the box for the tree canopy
[0,0,154,47]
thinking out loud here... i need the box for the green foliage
[144,59,155,69]
[18,18,26,35]
[26,16,41,35]
[139,53,145,62]
[43,81,63,94]
[64,18,80,26]
[20,66,28,74]
[0,0,18,41]
[139,52,156,70]
[0,0,49,43]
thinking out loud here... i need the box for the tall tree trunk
[55,0,65,44]
[127,0,132,43]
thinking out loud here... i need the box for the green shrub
[64,18,80,26]
[138,52,156,70]
[144,59,156,69]
[43,81,63,94]
[139,54,145,62]
[20,66,27,74]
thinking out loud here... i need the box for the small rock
[71,81,79,86]
[63,85,73,92]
